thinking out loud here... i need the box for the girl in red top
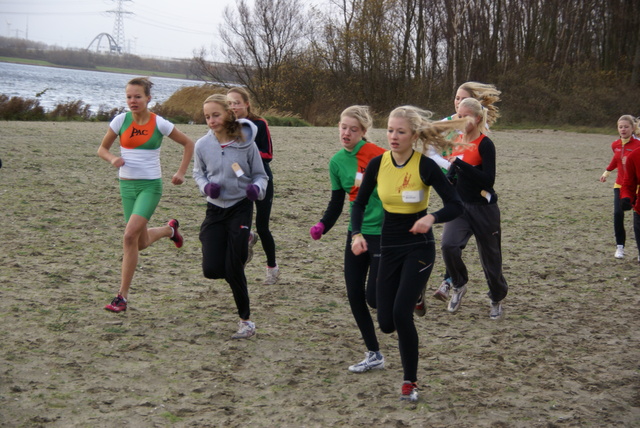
[599,115,640,259]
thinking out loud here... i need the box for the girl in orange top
[429,82,502,304]
[441,97,508,320]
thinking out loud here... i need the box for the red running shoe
[168,219,183,248]
[400,381,419,402]
[105,294,127,312]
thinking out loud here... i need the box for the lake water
[0,62,205,113]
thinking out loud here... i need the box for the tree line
[0,36,194,77]
[192,0,640,127]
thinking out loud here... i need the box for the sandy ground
[0,121,638,427]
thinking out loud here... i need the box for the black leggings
[377,230,435,383]
[199,199,253,320]
[344,231,381,352]
[255,162,277,267]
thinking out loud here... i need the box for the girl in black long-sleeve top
[227,87,279,284]
[441,97,508,319]
[350,105,465,402]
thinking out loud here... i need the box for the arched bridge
[87,33,121,54]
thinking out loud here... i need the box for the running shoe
[105,294,127,312]
[414,286,426,317]
[447,285,467,313]
[245,231,259,266]
[231,320,256,339]
[400,381,419,402]
[432,277,451,302]
[490,301,503,320]
[615,245,624,259]
[168,219,183,248]
[348,351,385,373]
[264,265,280,285]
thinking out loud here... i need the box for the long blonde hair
[389,105,471,153]
[203,94,242,140]
[458,81,500,127]
[459,98,489,135]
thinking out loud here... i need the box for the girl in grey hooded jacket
[193,94,268,339]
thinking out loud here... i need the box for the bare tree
[193,0,308,110]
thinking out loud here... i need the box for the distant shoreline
[0,56,200,81]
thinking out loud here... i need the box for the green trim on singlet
[329,140,385,235]
[120,112,165,150]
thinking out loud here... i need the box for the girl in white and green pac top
[98,77,194,313]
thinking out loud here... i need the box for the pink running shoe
[105,294,127,312]
[168,219,183,248]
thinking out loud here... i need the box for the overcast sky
[0,0,240,59]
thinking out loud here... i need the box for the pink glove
[309,222,325,240]
[204,183,221,198]
[246,184,260,201]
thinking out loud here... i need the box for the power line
[131,15,214,36]
[0,11,102,15]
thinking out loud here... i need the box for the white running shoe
[432,278,451,302]
[264,266,280,285]
[490,301,504,320]
[348,351,385,373]
[615,245,624,259]
[231,320,256,339]
[447,285,467,313]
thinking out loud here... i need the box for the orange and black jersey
[448,134,496,204]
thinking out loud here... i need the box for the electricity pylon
[107,0,132,54]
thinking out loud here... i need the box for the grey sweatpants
[441,202,508,303]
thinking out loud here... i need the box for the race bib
[402,189,424,203]
[354,172,363,187]
[231,162,244,177]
